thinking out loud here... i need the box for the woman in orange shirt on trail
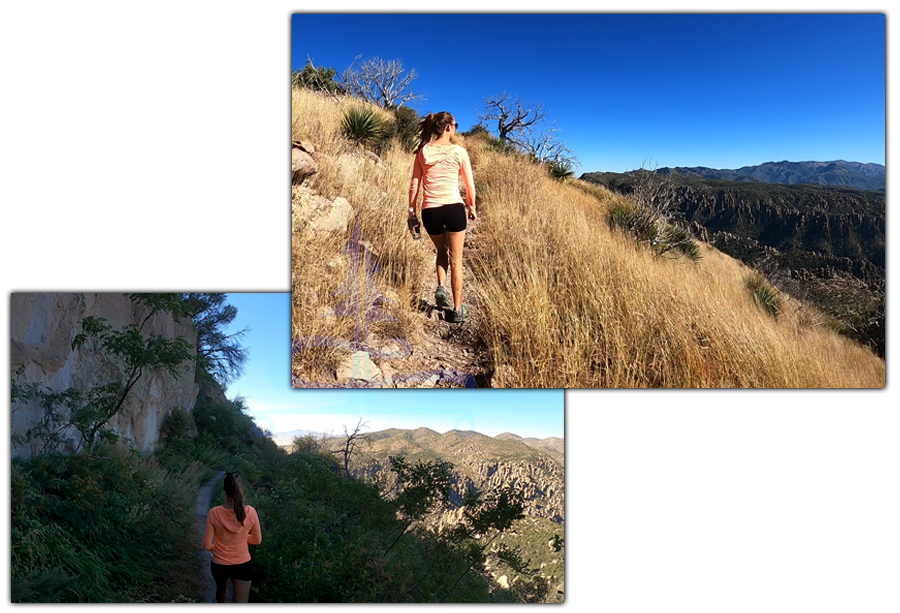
[408,111,477,324]
[203,472,262,603]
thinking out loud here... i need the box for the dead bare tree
[517,119,579,166]
[476,92,550,145]
[332,418,369,479]
[341,55,424,108]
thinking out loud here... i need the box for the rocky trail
[309,220,499,389]
[291,144,501,389]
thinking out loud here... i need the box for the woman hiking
[203,472,262,603]
[408,111,477,323]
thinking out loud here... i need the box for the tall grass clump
[745,270,783,319]
[606,197,701,262]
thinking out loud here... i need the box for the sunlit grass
[291,88,885,388]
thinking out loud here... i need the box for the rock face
[10,293,199,458]
[291,148,318,186]
[334,428,565,523]
[292,184,353,238]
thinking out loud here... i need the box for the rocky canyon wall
[11,293,198,458]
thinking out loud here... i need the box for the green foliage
[342,106,384,149]
[379,105,420,153]
[292,63,342,94]
[492,517,564,603]
[67,307,194,450]
[11,447,206,602]
[160,407,195,449]
[389,455,453,522]
[179,293,248,386]
[246,447,506,603]
[745,271,783,319]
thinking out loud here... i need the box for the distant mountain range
[320,427,565,522]
[641,160,885,191]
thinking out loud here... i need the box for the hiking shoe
[446,304,469,324]
[435,286,452,309]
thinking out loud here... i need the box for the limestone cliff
[11,293,199,458]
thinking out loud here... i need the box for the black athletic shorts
[211,559,253,588]
[421,203,467,235]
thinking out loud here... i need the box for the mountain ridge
[601,159,886,191]
[317,426,565,522]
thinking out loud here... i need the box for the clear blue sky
[222,293,564,439]
[292,13,885,174]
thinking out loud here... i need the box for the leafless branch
[477,92,550,144]
[341,56,424,108]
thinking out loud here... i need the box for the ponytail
[224,472,246,525]
[416,111,455,152]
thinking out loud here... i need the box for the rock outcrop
[11,293,199,458]
[291,140,318,186]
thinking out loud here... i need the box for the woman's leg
[445,230,466,310]
[211,561,228,603]
[427,231,449,288]
[233,579,252,603]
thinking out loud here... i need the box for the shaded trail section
[195,470,227,602]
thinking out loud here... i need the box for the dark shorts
[422,203,467,235]
[211,559,253,588]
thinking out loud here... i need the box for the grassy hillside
[13,376,549,602]
[291,87,884,388]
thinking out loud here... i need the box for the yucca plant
[745,271,782,318]
[606,198,660,245]
[547,159,575,182]
[341,106,384,148]
[657,223,702,262]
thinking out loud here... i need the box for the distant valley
[282,426,565,598]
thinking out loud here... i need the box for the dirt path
[292,217,496,389]
[195,470,228,603]
[371,220,495,388]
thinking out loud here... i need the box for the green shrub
[11,447,203,602]
[342,106,384,149]
[745,271,782,318]
[292,64,342,94]
[383,105,420,153]
[160,407,195,449]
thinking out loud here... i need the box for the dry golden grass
[464,135,884,388]
[291,88,885,388]
[291,88,431,379]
